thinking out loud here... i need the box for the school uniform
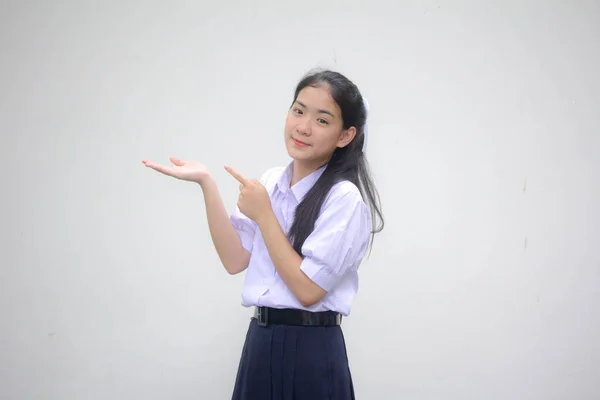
[229,161,371,400]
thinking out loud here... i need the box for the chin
[286,146,308,161]
[284,138,305,159]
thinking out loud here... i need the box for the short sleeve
[299,183,371,292]
[230,207,257,252]
[229,166,281,253]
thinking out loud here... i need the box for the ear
[336,126,357,148]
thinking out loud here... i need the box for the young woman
[143,69,384,399]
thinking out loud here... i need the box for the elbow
[299,298,318,308]
[297,289,326,308]
[224,262,247,275]
[223,249,250,275]
[295,273,328,307]
[225,266,241,275]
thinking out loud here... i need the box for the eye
[317,118,329,124]
[292,108,303,115]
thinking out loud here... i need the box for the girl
[142,69,384,399]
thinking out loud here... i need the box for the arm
[257,186,370,307]
[256,211,326,307]
[222,165,369,305]
[200,177,250,275]
[142,157,251,275]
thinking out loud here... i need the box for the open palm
[142,156,210,184]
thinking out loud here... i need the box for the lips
[293,138,309,147]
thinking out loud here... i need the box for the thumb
[170,156,185,166]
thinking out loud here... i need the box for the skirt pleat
[231,319,355,400]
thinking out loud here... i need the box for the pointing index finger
[224,165,249,185]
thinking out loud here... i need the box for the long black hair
[287,69,385,255]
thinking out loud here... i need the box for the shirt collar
[275,161,327,202]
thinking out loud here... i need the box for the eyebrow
[295,100,335,118]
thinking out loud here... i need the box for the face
[284,85,356,168]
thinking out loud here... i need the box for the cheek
[319,130,344,151]
[284,117,294,134]
[320,127,339,143]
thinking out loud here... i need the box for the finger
[224,165,248,185]
[169,156,185,166]
[142,160,177,177]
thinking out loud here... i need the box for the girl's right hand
[142,156,211,185]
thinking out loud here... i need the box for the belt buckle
[256,307,268,327]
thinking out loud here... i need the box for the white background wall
[1,1,599,399]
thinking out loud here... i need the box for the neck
[291,159,325,186]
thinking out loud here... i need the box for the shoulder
[317,180,370,228]
[325,180,366,209]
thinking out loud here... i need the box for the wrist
[256,208,276,229]
[197,174,214,189]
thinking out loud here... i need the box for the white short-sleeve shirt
[230,162,371,316]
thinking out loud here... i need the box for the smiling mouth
[293,138,309,147]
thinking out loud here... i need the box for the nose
[295,118,311,136]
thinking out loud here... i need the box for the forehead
[295,85,341,118]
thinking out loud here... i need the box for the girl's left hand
[225,165,272,223]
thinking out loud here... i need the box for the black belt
[253,306,342,327]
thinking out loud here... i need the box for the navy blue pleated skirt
[232,318,355,399]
